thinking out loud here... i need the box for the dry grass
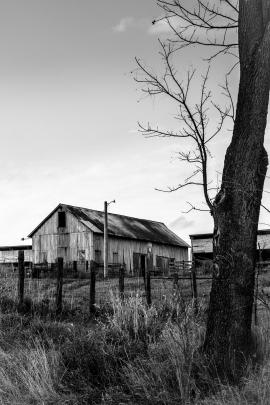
[0,270,270,403]
[0,338,63,405]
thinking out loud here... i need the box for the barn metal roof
[29,203,189,248]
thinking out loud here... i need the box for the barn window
[58,211,66,228]
[113,252,118,264]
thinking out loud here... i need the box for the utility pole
[104,201,108,278]
[104,199,115,278]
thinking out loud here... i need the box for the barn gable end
[31,205,94,264]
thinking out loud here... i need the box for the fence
[2,253,270,321]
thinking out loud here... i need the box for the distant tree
[136,0,270,380]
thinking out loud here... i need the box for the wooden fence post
[191,265,198,314]
[18,250,25,306]
[119,264,125,300]
[173,273,179,289]
[89,260,96,314]
[146,253,153,306]
[56,257,63,314]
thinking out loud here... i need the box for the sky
[0,0,270,246]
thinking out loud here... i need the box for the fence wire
[0,259,270,322]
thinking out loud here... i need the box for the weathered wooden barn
[0,245,32,268]
[28,203,189,273]
[190,230,270,262]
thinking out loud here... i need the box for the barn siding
[94,234,188,273]
[191,237,213,254]
[257,234,270,249]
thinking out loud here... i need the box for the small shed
[190,229,270,262]
[0,245,32,268]
[28,203,189,274]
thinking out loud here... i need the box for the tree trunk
[204,2,270,380]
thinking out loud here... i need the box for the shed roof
[29,203,189,248]
[189,229,270,240]
[0,245,32,252]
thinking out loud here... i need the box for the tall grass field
[0,269,269,404]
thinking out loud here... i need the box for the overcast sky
[1,0,270,246]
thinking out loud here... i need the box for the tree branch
[155,0,238,62]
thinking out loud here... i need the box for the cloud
[113,17,175,35]
[113,17,134,33]
[128,128,139,134]
[113,17,151,34]
[169,216,195,230]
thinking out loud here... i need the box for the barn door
[133,253,146,277]
[156,256,170,275]
[133,253,140,275]
[140,255,146,278]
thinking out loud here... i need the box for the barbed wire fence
[0,252,270,322]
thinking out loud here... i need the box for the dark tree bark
[204,1,270,379]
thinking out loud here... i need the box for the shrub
[0,296,17,313]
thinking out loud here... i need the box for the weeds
[0,339,63,404]
[0,279,269,404]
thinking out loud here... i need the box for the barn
[0,245,32,269]
[28,203,189,274]
[190,230,270,263]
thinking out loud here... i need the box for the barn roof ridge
[61,202,166,225]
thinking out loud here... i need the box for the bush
[0,296,17,313]
[17,296,33,314]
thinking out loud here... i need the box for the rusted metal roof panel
[65,204,189,247]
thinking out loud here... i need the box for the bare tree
[136,47,231,211]
[136,0,270,380]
